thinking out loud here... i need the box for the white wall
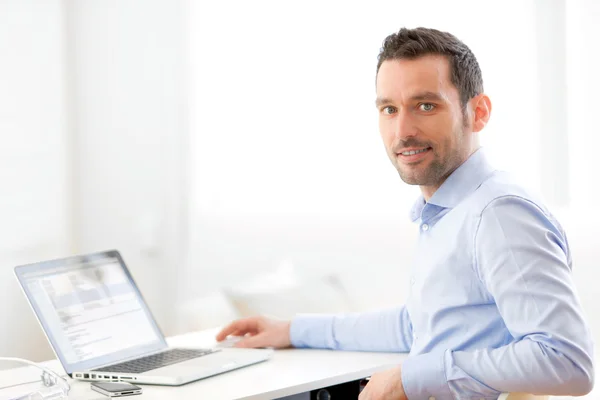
[563,0,600,357]
[67,0,189,335]
[0,0,70,361]
[184,0,600,368]
[0,0,191,363]
[188,0,543,219]
[1,1,599,377]
[184,0,542,300]
[566,0,600,204]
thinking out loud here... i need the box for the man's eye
[419,103,435,112]
[382,106,397,115]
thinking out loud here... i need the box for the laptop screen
[15,250,167,374]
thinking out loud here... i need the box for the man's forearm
[401,335,594,399]
[290,306,413,352]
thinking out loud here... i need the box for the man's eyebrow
[375,91,446,108]
[375,97,393,107]
[410,91,445,102]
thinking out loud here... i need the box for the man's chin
[397,168,429,185]
[398,174,425,186]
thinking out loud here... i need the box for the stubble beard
[396,151,448,186]
[394,129,465,187]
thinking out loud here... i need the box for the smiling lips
[397,147,432,163]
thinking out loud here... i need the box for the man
[216,27,594,399]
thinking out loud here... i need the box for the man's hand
[359,366,407,400]
[215,316,292,349]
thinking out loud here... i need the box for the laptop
[14,250,273,386]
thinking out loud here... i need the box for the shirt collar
[409,148,495,222]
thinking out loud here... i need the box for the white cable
[0,357,70,399]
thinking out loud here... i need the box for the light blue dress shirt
[290,149,594,399]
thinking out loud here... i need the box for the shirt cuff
[290,314,334,349]
[402,350,454,400]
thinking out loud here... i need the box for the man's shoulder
[465,170,551,218]
[467,171,570,263]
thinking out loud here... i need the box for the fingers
[216,317,261,341]
[234,333,269,349]
[228,329,244,337]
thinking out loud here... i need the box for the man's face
[376,55,472,190]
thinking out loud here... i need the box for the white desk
[0,328,406,400]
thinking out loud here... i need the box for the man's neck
[420,184,441,202]
[419,147,481,202]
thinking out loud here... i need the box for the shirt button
[421,223,429,231]
[410,277,415,286]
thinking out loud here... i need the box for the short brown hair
[377,27,483,107]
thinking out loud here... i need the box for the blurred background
[1,0,599,396]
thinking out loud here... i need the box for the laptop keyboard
[93,348,219,374]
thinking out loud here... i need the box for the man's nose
[393,110,418,141]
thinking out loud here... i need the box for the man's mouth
[399,148,430,156]
[396,147,432,163]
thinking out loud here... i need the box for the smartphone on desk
[91,381,143,397]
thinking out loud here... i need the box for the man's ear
[471,94,492,133]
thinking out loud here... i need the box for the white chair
[498,393,549,400]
